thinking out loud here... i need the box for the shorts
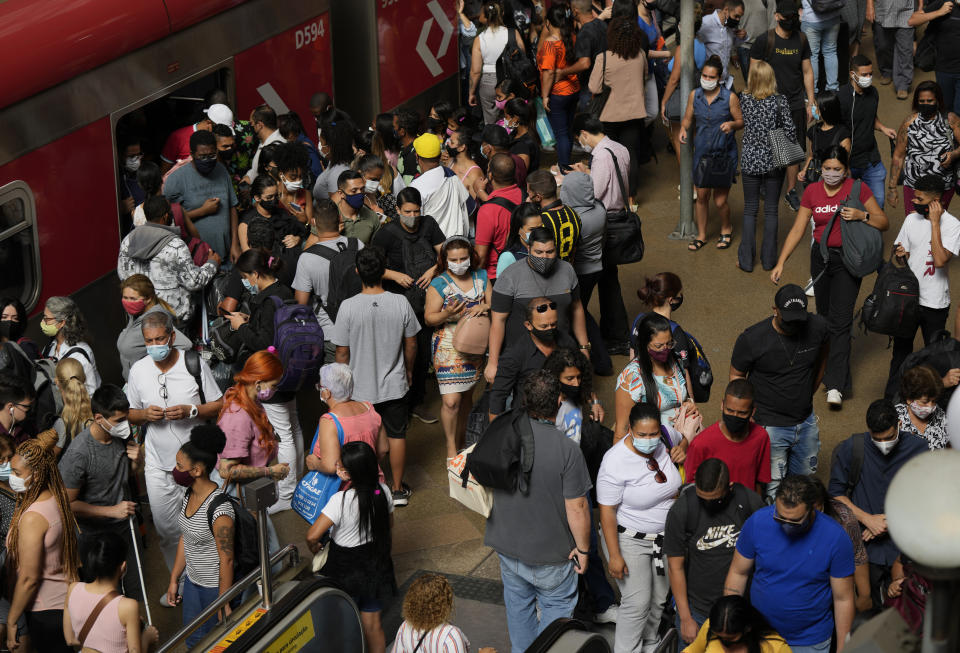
[0,597,27,632]
[792,107,807,150]
[374,398,408,440]
[356,595,383,613]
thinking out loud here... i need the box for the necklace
[774,328,799,366]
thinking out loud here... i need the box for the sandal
[716,233,732,249]
[688,239,706,251]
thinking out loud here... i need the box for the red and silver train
[0,0,459,380]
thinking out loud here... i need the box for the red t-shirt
[801,177,874,248]
[161,123,198,164]
[476,185,522,279]
[684,421,772,489]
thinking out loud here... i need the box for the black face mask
[918,103,938,119]
[560,382,582,401]
[779,16,799,32]
[219,147,236,160]
[194,158,217,176]
[914,202,931,217]
[0,320,24,342]
[725,16,741,28]
[669,295,684,311]
[531,326,559,343]
[446,146,460,159]
[699,492,732,516]
[776,316,802,336]
[722,411,750,435]
[259,198,279,213]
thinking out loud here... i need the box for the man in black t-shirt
[665,459,765,648]
[566,0,609,110]
[730,284,829,499]
[750,0,816,211]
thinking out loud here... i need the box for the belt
[615,527,666,576]
[616,525,660,541]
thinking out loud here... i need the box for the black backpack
[672,328,714,403]
[462,408,535,493]
[397,224,438,315]
[495,28,539,93]
[206,492,260,578]
[858,255,920,339]
[306,238,362,323]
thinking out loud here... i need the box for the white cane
[129,516,153,626]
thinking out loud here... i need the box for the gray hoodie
[124,223,180,261]
[559,172,606,275]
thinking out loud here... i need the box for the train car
[0,0,459,381]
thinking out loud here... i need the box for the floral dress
[429,271,488,395]
[616,360,688,425]
[895,403,949,450]
[738,92,794,176]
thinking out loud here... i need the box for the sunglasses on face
[534,301,558,313]
[773,510,810,526]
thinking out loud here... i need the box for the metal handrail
[653,628,679,653]
[156,544,300,653]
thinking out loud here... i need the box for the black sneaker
[392,484,412,507]
[411,407,439,424]
[784,188,801,211]
[605,341,630,357]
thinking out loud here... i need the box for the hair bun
[190,424,227,456]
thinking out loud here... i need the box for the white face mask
[854,74,873,89]
[101,417,132,440]
[873,434,899,455]
[700,77,719,91]
[448,260,471,276]
[909,402,936,420]
[820,169,846,186]
[365,179,381,194]
[579,138,593,153]
[8,473,29,494]
[124,156,142,173]
[282,177,304,192]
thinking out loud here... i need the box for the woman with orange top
[538,5,580,168]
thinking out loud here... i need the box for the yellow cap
[413,133,442,159]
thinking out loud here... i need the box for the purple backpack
[268,296,324,393]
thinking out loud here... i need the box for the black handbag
[602,150,644,265]
[587,52,610,120]
[693,130,737,188]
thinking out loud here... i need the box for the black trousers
[406,320,433,408]
[25,610,71,652]
[577,271,613,376]
[884,305,950,398]
[811,247,862,394]
[869,562,892,611]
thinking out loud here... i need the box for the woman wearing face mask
[424,238,492,459]
[167,425,235,648]
[469,3,526,125]
[356,154,402,221]
[115,275,189,380]
[40,297,100,397]
[629,272,700,376]
[492,79,529,133]
[798,90,852,184]
[0,297,37,361]
[444,127,484,213]
[662,8,706,172]
[226,250,303,512]
[895,364,949,450]
[278,111,324,180]
[239,175,307,253]
[314,119,358,201]
[771,146,888,407]
[274,141,315,229]
[538,5,580,167]
[888,81,960,214]
[597,401,684,653]
[615,313,699,454]
[680,56,743,252]
[683,595,791,653]
[495,203,543,277]
[506,99,541,172]
[6,438,80,653]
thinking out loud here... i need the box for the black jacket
[489,332,577,415]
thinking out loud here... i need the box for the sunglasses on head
[534,301,558,313]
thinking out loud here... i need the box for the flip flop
[688,239,706,251]
[716,234,732,249]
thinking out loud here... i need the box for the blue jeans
[791,639,832,653]
[585,495,616,614]
[547,92,578,166]
[737,45,752,79]
[936,71,960,114]
[850,160,886,209]
[762,411,821,500]
[802,19,841,92]
[498,554,578,653]
[183,577,221,648]
[675,606,709,652]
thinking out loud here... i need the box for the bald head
[310,92,333,118]
[490,153,517,187]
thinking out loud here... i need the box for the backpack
[396,224,438,315]
[812,180,883,282]
[858,255,920,339]
[672,328,714,403]
[0,342,63,431]
[461,408,535,493]
[484,196,519,214]
[205,492,260,578]
[495,28,539,93]
[170,202,213,267]
[268,297,324,393]
[305,238,362,323]
[831,433,866,498]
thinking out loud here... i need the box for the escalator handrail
[156,544,301,653]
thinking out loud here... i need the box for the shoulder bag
[693,112,738,188]
[768,96,805,169]
[450,274,490,355]
[602,150,645,265]
[292,412,345,524]
[447,442,494,517]
[588,51,611,120]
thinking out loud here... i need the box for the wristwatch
[189,404,199,419]
[579,343,591,351]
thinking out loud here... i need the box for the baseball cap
[204,104,235,134]
[776,0,799,16]
[775,284,809,323]
[413,133,442,159]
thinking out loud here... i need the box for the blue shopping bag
[292,412,345,524]
[535,97,557,149]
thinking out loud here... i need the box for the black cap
[775,284,809,323]
[776,0,799,15]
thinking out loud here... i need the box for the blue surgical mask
[241,279,259,295]
[632,436,660,455]
[146,343,171,362]
[0,462,10,481]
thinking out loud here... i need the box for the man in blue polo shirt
[724,474,856,653]
[828,398,928,609]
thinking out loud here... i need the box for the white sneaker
[805,278,815,297]
[826,389,843,406]
[594,604,619,624]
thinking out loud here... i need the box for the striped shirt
[391,622,471,653]
[540,203,582,262]
[179,489,235,588]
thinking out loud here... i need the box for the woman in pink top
[307,364,387,479]
[6,439,79,653]
[64,532,159,653]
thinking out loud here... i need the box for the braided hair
[9,439,80,582]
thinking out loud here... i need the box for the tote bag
[292,413,345,524]
[447,443,494,517]
[768,97,805,168]
[535,97,557,149]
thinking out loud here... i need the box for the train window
[0,182,40,311]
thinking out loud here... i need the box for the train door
[0,181,40,311]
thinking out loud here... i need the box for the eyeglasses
[772,510,810,526]
[648,340,676,352]
[646,456,667,484]
[195,153,218,161]
[41,315,58,324]
[13,402,32,412]
[157,373,169,402]
[534,301,558,313]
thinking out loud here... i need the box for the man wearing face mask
[59,385,145,600]
[164,130,240,261]
[684,379,772,495]
[475,153,521,282]
[664,458,765,649]
[125,311,223,583]
[697,0,747,89]
[117,135,145,226]
[409,133,470,238]
[395,109,422,186]
[883,174,960,397]
[479,125,528,190]
[159,102,233,174]
[0,376,33,445]
[332,170,380,244]
[829,399,927,608]
[726,474,856,653]
[242,104,285,184]
[730,285,829,500]
[489,298,577,419]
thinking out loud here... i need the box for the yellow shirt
[683,619,793,653]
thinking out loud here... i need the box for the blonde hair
[55,358,92,440]
[747,60,778,100]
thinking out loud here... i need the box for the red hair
[219,350,283,458]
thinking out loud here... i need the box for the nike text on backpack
[858,250,920,339]
[808,180,883,289]
[205,492,260,577]
[268,297,325,393]
[461,408,535,494]
[305,238,363,323]
[496,27,538,93]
